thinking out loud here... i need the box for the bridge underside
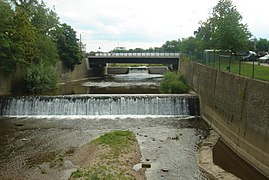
[87,56,180,71]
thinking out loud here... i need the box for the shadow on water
[213,140,268,180]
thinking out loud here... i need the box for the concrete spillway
[0,94,199,116]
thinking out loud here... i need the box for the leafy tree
[30,1,59,35]
[194,20,215,51]
[36,34,59,65]
[10,0,38,11]
[256,38,269,52]
[11,7,38,65]
[0,0,16,71]
[54,23,82,71]
[162,40,180,52]
[211,0,251,53]
[180,37,198,54]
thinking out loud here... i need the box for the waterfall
[0,94,199,116]
[128,67,148,74]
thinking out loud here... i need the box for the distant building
[114,47,126,51]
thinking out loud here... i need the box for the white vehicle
[259,54,269,63]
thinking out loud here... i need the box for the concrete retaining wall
[107,67,128,74]
[0,66,25,96]
[148,66,169,74]
[180,60,269,177]
[0,59,90,95]
[61,58,90,83]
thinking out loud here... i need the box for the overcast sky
[43,0,269,52]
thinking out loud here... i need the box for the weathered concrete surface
[198,130,239,180]
[180,60,269,178]
[148,66,169,74]
[107,67,129,74]
[61,58,90,83]
[0,59,90,95]
[0,66,25,96]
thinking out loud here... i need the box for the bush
[160,72,189,94]
[24,62,58,93]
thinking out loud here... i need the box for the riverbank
[0,116,209,179]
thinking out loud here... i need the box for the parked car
[259,54,269,63]
[242,51,256,61]
[257,51,268,58]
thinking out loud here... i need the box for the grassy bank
[188,56,269,82]
[70,130,142,180]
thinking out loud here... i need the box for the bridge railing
[94,52,180,57]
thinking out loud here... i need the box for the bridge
[87,53,180,74]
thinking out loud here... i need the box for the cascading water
[0,94,199,116]
[114,67,162,81]
[128,67,149,74]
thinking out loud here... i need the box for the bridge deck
[93,52,180,57]
[87,52,180,70]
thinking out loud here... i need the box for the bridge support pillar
[172,63,179,72]
[90,63,107,77]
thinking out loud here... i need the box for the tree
[54,23,82,71]
[211,0,251,53]
[30,1,59,35]
[194,20,215,50]
[256,38,269,52]
[10,0,38,11]
[180,37,198,54]
[11,7,38,65]
[0,0,16,71]
[162,40,181,52]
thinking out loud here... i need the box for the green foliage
[11,7,38,65]
[24,62,58,93]
[162,40,181,52]
[210,0,251,53]
[255,38,269,52]
[30,1,59,35]
[0,0,85,93]
[36,34,59,65]
[160,72,189,94]
[70,130,137,180]
[92,130,135,157]
[54,23,82,71]
[0,0,16,72]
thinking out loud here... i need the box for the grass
[92,130,135,157]
[197,59,269,82]
[70,130,137,180]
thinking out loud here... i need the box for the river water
[0,67,265,179]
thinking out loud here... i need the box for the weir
[0,94,199,116]
[128,67,148,74]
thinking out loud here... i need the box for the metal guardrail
[94,52,180,57]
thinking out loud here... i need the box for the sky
[42,0,269,52]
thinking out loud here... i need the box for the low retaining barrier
[180,60,269,178]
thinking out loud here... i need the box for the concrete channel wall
[61,58,90,83]
[180,60,269,177]
[0,59,90,95]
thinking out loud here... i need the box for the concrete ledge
[107,66,169,75]
[148,66,169,74]
[198,130,240,180]
[107,67,128,74]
